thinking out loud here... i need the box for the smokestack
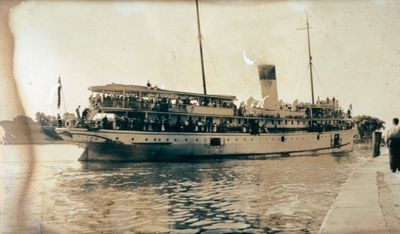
[258,65,279,110]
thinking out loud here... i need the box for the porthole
[174,139,177,141]
[196,139,199,141]
[154,138,157,141]
[185,139,188,141]
[145,138,148,141]
[131,138,134,141]
[166,138,169,141]
[116,137,119,140]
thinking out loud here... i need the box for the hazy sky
[6,0,400,125]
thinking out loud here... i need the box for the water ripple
[1,144,372,233]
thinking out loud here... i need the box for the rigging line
[296,65,307,102]
[201,40,220,91]
[312,64,333,99]
[190,38,204,93]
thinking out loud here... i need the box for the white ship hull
[56,128,355,161]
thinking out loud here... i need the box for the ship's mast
[306,15,315,105]
[195,0,207,95]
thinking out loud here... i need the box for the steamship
[55,3,354,161]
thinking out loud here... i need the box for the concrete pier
[319,150,400,233]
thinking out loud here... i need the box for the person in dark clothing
[387,118,400,172]
[75,105,81,119]
[82,108,89,120]
[102,116,109,129]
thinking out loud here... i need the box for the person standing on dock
[386,118,400,172]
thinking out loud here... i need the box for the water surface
[0,144,370,233]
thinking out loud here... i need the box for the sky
[4,0,400,126]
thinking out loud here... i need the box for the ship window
[291,120,294,125]
[154,138,157,141]
[116,137,119,140]
[185,138,188,141]
[236,138,238,141]
[166,138,169,141]
[145,138,148,141]
[281,136,285,142]
[210,138,222,146]
[131,138,134,141]
[285,120,288,125]
[227,138,229,141]
[244,138,246,141]
[158,138,161,141]
[174,139,177,141]
[196,138,199,141]
[271,120,274,124]
[297,120,300,125]
[278,120,281,125]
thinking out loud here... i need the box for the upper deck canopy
[89,83,237,101]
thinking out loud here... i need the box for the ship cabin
[80,83,353,134]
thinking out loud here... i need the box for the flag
[57,76,62,109]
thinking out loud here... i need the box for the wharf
[319,150,400,233]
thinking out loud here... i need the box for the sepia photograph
[0,0,399,233]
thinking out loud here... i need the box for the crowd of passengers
[88,92,351,119]
[75,111,353,134]
[90,116,267,133]
[89,93,237,112]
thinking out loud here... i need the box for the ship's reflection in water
[1,145,370,233]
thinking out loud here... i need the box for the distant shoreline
[1,140,71,145]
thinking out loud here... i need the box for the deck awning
[89,83,237,101]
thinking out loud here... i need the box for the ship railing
[94,99,238,115]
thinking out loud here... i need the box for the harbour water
[1,144,370,233]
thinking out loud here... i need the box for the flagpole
[195,0,207,95]
[58,75,67,113]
